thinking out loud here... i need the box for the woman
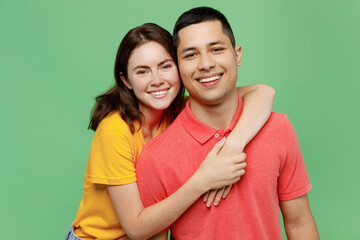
[65,23,275,240]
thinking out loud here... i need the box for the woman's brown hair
[88,23,185,133]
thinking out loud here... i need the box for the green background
[1,0,359,239]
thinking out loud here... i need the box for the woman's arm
[230,84,276,152]
[108,138,246,240]
[203,84,275,206]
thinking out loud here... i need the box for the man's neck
[188,91,239,130]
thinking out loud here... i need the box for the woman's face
[122,41,180,114]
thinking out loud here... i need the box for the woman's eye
[136,70,146,75]
[162,64,172,69]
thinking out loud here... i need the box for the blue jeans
[64,226,83,240]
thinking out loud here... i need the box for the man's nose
[197,54,215,71]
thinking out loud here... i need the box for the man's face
[177,20,242,105]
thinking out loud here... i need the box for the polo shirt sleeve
[136,149,170,232]
[87,125,137,185]
[277,115,312,201]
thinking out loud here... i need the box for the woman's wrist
[236,141,246,153]
[188,169,211,194]
[222,135,246,155]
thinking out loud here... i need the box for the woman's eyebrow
[132,59,174,71]
[158,59,173,66]
[132,65,149,71]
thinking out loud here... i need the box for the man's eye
[184,53,195,59]
[212,48,224,53]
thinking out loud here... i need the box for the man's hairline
[175,20,235,54]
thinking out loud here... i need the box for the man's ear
[234,45,242,66]
[120,72,132,89]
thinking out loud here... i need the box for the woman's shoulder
[97,111,136,134]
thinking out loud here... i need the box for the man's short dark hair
[173,6,236,50]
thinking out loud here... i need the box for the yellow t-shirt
[72,111,167,240]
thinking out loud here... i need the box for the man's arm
[280,194,319,240]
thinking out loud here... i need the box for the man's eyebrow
[208,40,226,46]
[180,41,226,55]
[180,47,196,55]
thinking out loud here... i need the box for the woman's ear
[120,72,133,89]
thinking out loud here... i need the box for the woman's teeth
[150,89,168,96]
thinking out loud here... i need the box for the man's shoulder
[252,111,299,150]
[137,114,186,171]
[255,111,292,140]
[264,111,288,128]
[144,113,185,151]
[268,111,287,123]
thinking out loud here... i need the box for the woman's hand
[202,135,247,207]
[193,137,246,205]
[202,185,232,207]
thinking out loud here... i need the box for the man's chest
[160,137,283,197]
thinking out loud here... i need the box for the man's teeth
[199,75,221,83]
[150,90,168,96]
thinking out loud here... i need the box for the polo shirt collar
[180,97,243,144]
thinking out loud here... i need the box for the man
[136,7,319,239]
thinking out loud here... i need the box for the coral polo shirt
[136,98,311,240]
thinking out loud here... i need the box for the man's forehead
[177,20,229,50]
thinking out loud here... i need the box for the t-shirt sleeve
[278,115,312,201]
[87,126,137,185]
